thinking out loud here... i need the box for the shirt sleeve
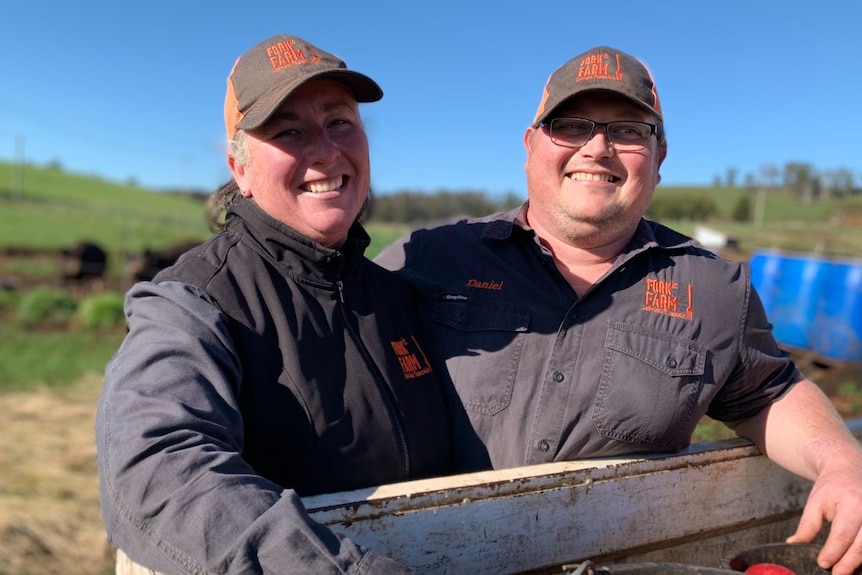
[372,234,410,271]
[95,280,413,575]
[706,278,803,423]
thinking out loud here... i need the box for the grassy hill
[3,159,862,266]
[0,162,212,254]
[650,185,862,258]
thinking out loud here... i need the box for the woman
[96,34,449,575]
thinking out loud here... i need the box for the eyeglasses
[539,117,658,151]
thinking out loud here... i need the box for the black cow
[58,240,108,283]
[126,241,200,282]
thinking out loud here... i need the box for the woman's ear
[227,155,251,197]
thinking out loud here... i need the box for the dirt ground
[1,361,861,575]
[0,373,114,575]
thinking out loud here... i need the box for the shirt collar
[477,203,527,241]
[478,202,696,255]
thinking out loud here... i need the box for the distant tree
[725,167,738,188]
[784,162,816,204]
[646,195,717,222]
[820,168,856,200]
[759,162,779,188]
[368,189,517,223]
[820,170,837,201]
[743,173,757,193]
[731,194,753,223]
[500,191,525,210]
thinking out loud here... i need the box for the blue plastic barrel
[748,251,829,351]
[810,259,862,361]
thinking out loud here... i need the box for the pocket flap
[605,322,707,376]
[433,297,530,332]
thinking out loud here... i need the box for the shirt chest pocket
[432,297,531,415]
[593,322,709,449]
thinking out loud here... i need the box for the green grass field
[652,185,862,257]
[0,323,125,391]
[0,163,213,254]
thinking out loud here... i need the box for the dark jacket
[96,197,449,574]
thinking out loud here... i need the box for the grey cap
[533,46,662,126]
[224,34,383,139]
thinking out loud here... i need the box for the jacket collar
[226,197,370,278]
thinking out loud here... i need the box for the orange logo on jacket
[643,278,693,320]
[390,336,433,380]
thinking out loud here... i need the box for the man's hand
[733,380,862,575]
[787,457,862,575]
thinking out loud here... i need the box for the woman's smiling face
[230,79,370,248]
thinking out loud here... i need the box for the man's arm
[733,379,862,575]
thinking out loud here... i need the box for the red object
[743,563,797,575]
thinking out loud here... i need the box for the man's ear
[523,127,536,171]
[523,126,536,152]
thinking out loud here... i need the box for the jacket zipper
[336,278,411,479]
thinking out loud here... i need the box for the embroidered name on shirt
[266,39,321,73]
[643,278,693,320]
[465,279,504,290]
[390,336,433,380]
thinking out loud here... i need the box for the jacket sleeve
[95,281,413,575]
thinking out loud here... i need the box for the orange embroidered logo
[465,279,504,290]
[266,39,321,73]
[576,53,623,83]
[390,336,433,380]
[643,278,693,320]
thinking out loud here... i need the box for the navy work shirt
[376,205,801,472]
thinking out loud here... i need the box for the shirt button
[666,357,678,369]
[537,439,550,452]
[552,371,565,383]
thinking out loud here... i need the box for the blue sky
[2,1,860,198]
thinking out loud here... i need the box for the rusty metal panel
[116,419,862,575]
[303,420,862,574]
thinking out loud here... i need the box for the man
[376,46,862,575]
[96,34,448,574]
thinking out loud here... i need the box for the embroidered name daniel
[465,279,504,290]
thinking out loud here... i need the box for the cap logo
[266,38,321,73]
[577,52,623,83]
